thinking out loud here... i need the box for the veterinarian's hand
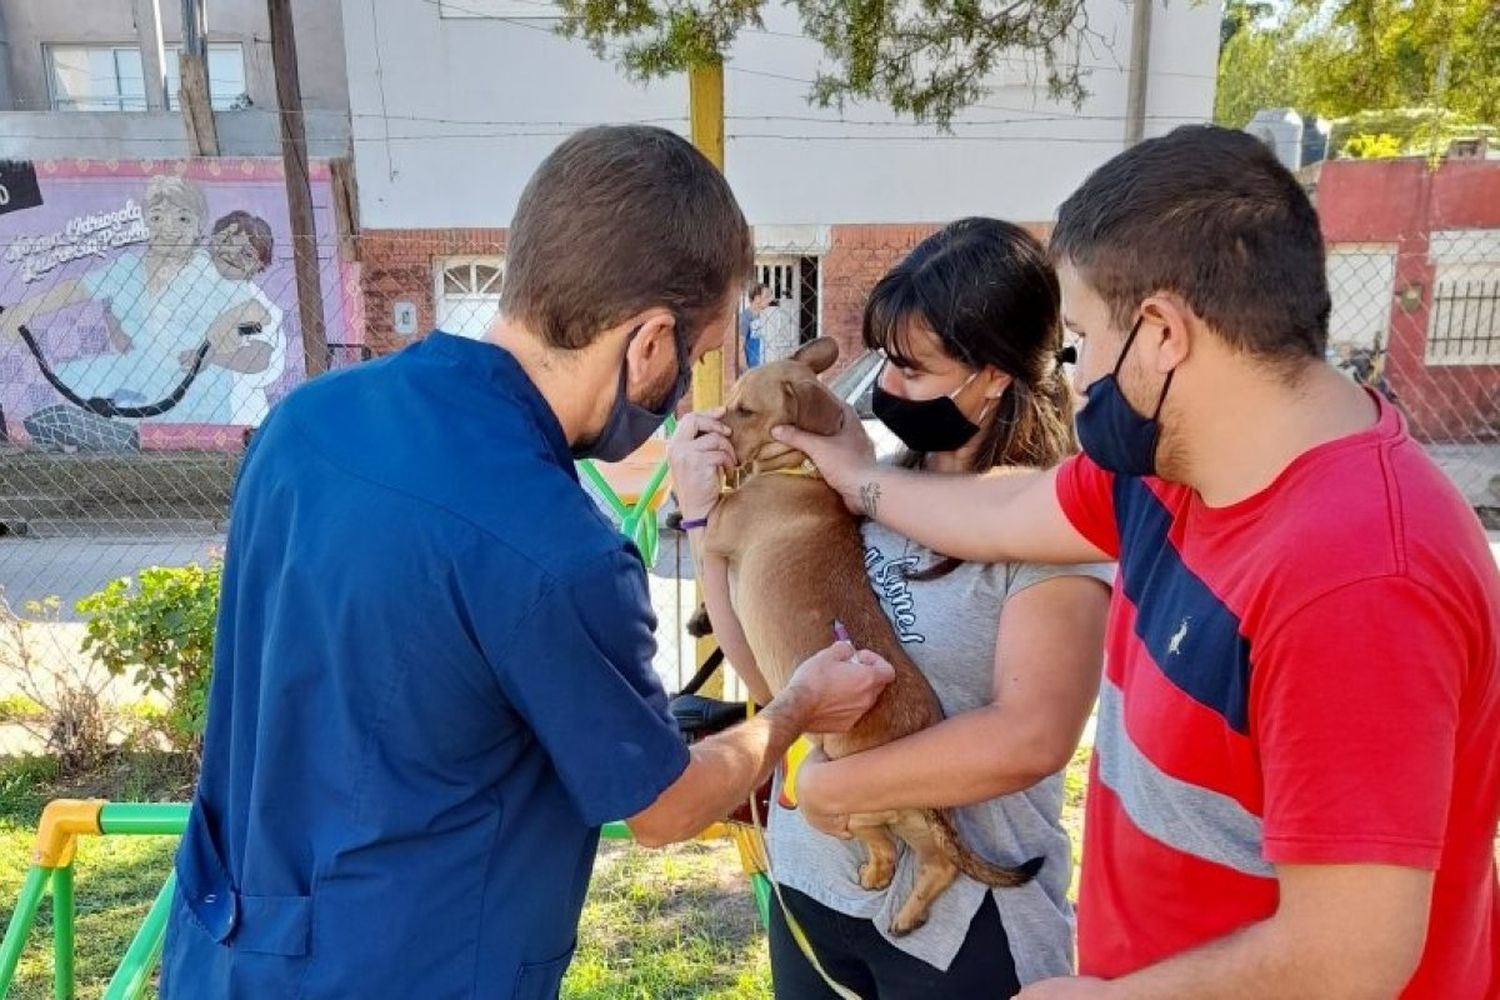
[1017,976,1114,999]
[770,403,876,514]
[668,409,736,518]
[783,642,894,735]
[793,750,851,839]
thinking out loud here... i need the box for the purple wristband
[679,516,710,531]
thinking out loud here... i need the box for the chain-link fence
[1322,228,1500,521]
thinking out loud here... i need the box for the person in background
[741,282,771,371]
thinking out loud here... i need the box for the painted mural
[0,159,357,451]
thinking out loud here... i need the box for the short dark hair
[503,125,753,351]
[1051,125,1331,363]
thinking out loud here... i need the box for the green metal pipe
[97,803,189,837]
[102,872,175,1000]
[577,461,628,520]
[634,458,673,520]
[0,866,51,996]
[52,866,75,1000]
[599,821,632,841]
[750,872,772,930]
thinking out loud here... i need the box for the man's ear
[1140,294,1192,374]
[784,381,845,436]
[621,309,680,390]
[792,337,839,375]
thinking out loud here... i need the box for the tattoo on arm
[858,482,881,518]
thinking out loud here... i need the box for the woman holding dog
[669,218,1112,998]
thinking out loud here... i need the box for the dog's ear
[784,381,845,436]
[792,337,839,375]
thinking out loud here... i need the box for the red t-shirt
[1055,394,1500,997]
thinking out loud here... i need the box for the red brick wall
[360,221,1059,385]
[359,229,507,354]
[819,224,939,376]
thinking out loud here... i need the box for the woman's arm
[797,573,1109,818]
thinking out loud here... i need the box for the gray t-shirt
[767,519,1113,980]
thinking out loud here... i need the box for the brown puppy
[703,337,1041,936]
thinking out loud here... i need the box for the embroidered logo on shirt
[864,545,926,644]
[1168,616,1192,656]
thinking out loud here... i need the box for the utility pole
[269,0,330,377]
[178,0,219,154]
[688,62,726,414]
[1124,0,1153,146]
[688,61,728,698]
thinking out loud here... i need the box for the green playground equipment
[575,419,676,564]
[0,440,772,999]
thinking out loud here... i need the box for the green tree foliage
[1216,0,1498,143]
[556,0,1095,128]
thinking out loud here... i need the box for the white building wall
[342,0,1221,230]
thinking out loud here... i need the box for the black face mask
[871,367,987,453]
[1074,315,1174,477]
[572,325,692,462]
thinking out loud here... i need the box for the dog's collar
[720,460,821,494]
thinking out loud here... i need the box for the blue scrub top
[160,331,690,999]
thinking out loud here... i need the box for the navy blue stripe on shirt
[1113,476,1253,734]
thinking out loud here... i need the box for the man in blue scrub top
[160,125,894,999]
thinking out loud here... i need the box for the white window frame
[46,42,248,112]
[164,43,250,112]
[46,44,148,112]
[1324,243,1397,353]
[435,256,506,340]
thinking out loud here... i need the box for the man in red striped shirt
[780,125,1499,998]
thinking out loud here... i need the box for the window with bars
[46,43,248,112]
[1426,268,1500,366]
[436,257,505,339]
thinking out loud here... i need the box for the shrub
[77,562,221,755]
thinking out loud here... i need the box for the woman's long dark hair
[863,217,1076,579]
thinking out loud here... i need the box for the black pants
[767,885,1021,999]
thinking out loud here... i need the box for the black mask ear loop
[1113,315,1146,378]
[1117,314,1175,419]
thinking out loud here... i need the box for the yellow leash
[746,709,866,1000]
[719,462,862,997]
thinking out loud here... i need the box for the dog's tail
[929,809,1044,888]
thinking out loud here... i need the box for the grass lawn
[5,745,1495,998]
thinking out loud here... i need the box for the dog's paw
[858,860,894,891]
[888,912,927,937]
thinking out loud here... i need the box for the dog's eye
[734,404,755,417]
